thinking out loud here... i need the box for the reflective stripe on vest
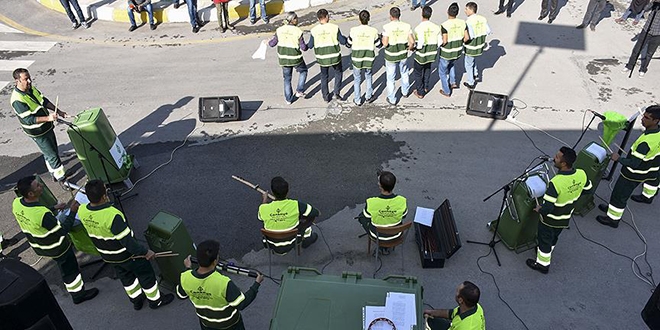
[276,25,304,67]
[414,21,441,65]
[10,87,54,137]
[311,23,341,67]
[350,25,379,69]
[180,270,243,329]
[464,15,488,57]
[258,199,301,246]
[78,204,133,263]
[440,19,466,60]
[621,131,660,182]
[12,198,71,258]
[383,21,411,62]
[541,169,589,228]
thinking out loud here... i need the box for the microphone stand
[467,158,549,266]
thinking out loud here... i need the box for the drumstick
[612,142,628,156]
[597,136,614,153]
[232,175,276,200]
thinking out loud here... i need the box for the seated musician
[357,171,408,255]
[258,176,319,253]
[424,281,486,330]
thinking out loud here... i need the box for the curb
[33,0,331,24]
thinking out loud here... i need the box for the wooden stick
[131,253,179,260]
[231,175,276,200]
[597,136,614,153]
[612,142,628,156]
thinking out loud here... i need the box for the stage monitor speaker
[466,90,513,120]
[199,96,241,122]
[642,282,660,329]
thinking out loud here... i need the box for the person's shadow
[478,39,507,82]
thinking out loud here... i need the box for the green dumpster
[67,108,133,184]
[144,211,196,292]
[270,267,424,330]
[574,141,610,216]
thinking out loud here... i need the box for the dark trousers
[53,246,85,300]
[59,0,86,24]
[413,61,432,96]
[200,316,245,330]
[540,0,559,19]
[537,222,562,254]
[215,3,230,29]
[320,62,343,101]
[32,129,64,179]
[580,0,607,27]
[498,0,513,13]
[606,175,641,220]
[426,317,451,330]
[626,34,660,73]
[113,258,158,302]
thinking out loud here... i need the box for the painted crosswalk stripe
[0,60,35,71]
[0,41,56,52]
[0,24,22,34]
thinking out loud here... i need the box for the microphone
[589,110,606,120]
[190,257,259,278]
[538,156,552,161]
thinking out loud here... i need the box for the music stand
[467,158,548,266]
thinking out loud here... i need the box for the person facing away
[347,10,382,106]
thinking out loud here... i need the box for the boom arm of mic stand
[482,158,549,202]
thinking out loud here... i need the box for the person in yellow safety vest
[382,7,415,106]
[78,179,174,310]
[308,9,348,103]
[347,10,382,106]
[177,240,264,330]
[10,68,71,182]
[412,6,442,99]
[267,12,309,105]
[438,3,467,98]
[462,2,491,89]
[597,105,660,228]
[258,176,319,254]
[357,171,408,255]
[527,147,593,274]
[12,175,99,304]
[424,281,486,330]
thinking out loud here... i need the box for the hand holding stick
[232,175,276,200]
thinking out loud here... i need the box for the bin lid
[147,211,182,238]
[70,108,103,129]
[0,259,44,305]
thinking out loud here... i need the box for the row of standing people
[267,4,491,106]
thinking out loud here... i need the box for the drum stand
[467,159,548,266]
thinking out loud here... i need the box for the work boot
[149,293,174,309]
[301,232,318,249]
[526,259,549,274]
[597,203,608,213]
[631,195,653,204]
[73,288,99,305]
[133,293,146,310]
[596,215,619,228]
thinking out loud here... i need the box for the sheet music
[413,207,434,227]
[363,306,388,330]
[385,292,417,329]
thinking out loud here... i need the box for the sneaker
[72,22,81,29]
[133,294,146,310]
[439,90,451,98]
[401,91,410,98]
[227,24,235,31]
[129,25,137,32]
[576,24,586,29]
[83,21,90,29]
[639,71,645,78]
[353,99,363,106]
[548,18,555,24]
[263,17,269,24]
[621,67,631,74]
[73,288,99,305]
[413,90,424,99]
[366,95,377,103]
[192,25,199,33]
[538,15,547,20]
[286,101,292,105]
[494,8,506,15]
[150,24,156,30]
[596,215,619,228]
[302,232,318,249]
[386,98,396,106]
[526,259,549,274]
[149,293,174,309]
[295,91,305,98]
[463,82,476,89]
[631,194,653,204]
[250,19,257,25]
[450,83,458,89]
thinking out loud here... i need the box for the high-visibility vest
[10,87,54,137]
[440,18,466,60]
[12,198,71,258]
[414,20,441,65]
[364,195,407,240]
[179,270,242,329]
[350,24,379,69]
[383,20,411,62]
[311,23,341,67]
[78,204,133,263]
[276,25,304,67]
[541,169,591,228]
[450,303,486,330]
[621,129,660,182]
[464,14,488,57]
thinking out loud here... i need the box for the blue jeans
[411,0,427,7]
[282,62,308,103]
[352,66,373,103]
[386,60,410,104]
[183,0,198,27]
[464,55,478,85]
[439,57,456,95]
[127,4,154,26]
[249,0,267,22]
[59,0,86,24]
[620,8,644,22]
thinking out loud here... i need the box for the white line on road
[0,60,34,71]
[0,41,56,52]
[0,24,23,34]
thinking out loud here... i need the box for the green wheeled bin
[67,108,133,184]
[573,141,610,216]
[270,267,424,330]
[144,211,197,292]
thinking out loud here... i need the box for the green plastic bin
[144,211,196,292]
[574,141,610,216]
[67,108,133,184]
[270,267,424,330]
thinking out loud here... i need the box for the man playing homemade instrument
[526,147,593,274]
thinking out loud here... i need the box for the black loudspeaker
[0,259,73,330]
[642,283,660,329]
[466,90,513,120]
[198,96,241,122]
